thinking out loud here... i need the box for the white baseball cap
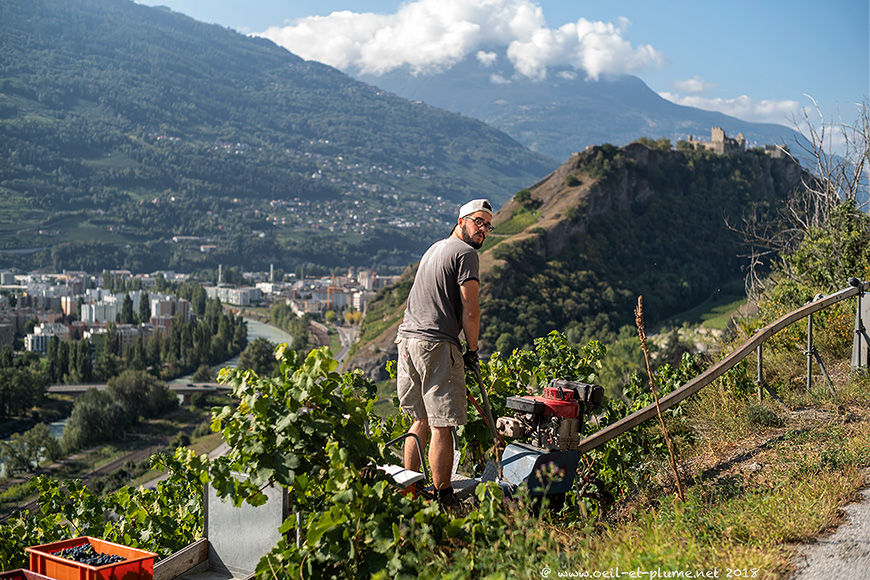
[458,198,493,218]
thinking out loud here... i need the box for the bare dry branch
[731,96,869,294]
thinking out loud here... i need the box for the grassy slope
[415,332,870,577]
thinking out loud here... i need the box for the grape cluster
[51,543,126,567]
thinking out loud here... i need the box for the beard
[459,223,484,249]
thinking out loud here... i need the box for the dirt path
[790,478,870,578]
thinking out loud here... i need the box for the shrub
[745,404,784,428]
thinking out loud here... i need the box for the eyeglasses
[465,216,494,232]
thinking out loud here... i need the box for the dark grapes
[51,543,126,567]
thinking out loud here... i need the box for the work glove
[463,348,479,373]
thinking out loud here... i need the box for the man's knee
[430,426,454,445]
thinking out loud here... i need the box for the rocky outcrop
[348,142,806,372]
[341,319,400,381]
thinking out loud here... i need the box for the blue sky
[137,0,868,130]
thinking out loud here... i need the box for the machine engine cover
[550,379,604,409]
[505,396,544,414]
[528,395,579,418]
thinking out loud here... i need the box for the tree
[77,338,94,383]
[192,364,213,382]
[121,293,135,324]
[635,136,671,151]
[125,339,147,371]
[65,340,82,384]
[790,97,869,225]
[232,322,248,354]
[0,367,46,418]
[0,345,12,368]
[191,284,207,316]
[95,350,122,382]
[154,273,169,292]
[107,369,176,423]
[733,98,869,293]
[23,317,38,335]
[237,337,278,377]
[139,291,151,323]
[0,423,60,474]
[60,388,129,452]
[57,341,70,383]
[46,336,60,383]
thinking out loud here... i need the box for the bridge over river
[47,382,227,395]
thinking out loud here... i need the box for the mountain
[0,0,554,274]
[344,142,805,379]
[358,54,802,162]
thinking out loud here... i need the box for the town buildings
[0,266,395,353]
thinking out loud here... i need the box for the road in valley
[335,325,358,363]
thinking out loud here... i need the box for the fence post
[853,280,869,370]
[806,312,814,391]
[756,344,763,402]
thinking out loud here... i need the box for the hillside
[360,55,803,162]
[0,0,553,273]
[345,141,804,378]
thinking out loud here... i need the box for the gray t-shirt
[397,236,479,347]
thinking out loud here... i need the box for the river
[219,318,295,370]
[166,317,293,385]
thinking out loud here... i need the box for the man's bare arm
[459,279,480,351]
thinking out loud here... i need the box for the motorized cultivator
[473,378,604,506]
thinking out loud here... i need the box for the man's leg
[398,337,429,473]
[404,418,429,472]
[429,426,454,489]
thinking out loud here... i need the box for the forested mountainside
[345,141,804,378]
[0,0,553,273]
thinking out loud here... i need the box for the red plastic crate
[0,569,54,580]
[26,536,156,580]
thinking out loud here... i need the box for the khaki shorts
[396,337,467,427]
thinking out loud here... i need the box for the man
[396,198,494,507]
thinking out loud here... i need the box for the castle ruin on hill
[688,127,746,154]
[687,127,788,158]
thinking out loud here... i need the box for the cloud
[659,92,802,125]
[506,16,664,80]
[476,50,498,67]
[256,0,664,80]
[672,75,715,94]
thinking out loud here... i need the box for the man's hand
[463,348,479,373]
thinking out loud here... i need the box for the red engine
[497,379,603,451]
